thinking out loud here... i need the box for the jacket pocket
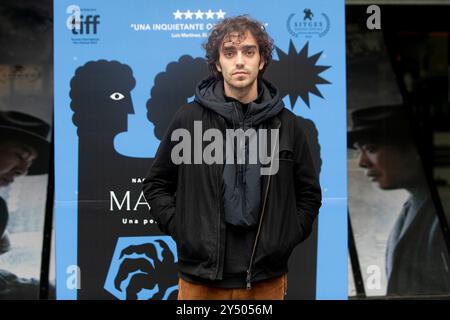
[176,206,216,264]
[165,213,177,245]
[257,154,300,267]
[278,149,294,162]
[168,207,184,252]
[258,209,300,268]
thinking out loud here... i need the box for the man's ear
[216,62,222,73]
[259,59,265,71]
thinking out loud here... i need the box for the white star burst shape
[194,9,204,19]
[184,10,193,19]
[205,9,215,19]
[216,9,226,19]
[173,10,183,20]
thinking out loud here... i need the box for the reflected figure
[348,105,450,296]
[0,111,50,299]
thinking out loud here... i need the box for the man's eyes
[223,50,256,57]
[224,51,234,58]
[363,145,378,153]
[15,152,26,161]
[15,150,33,161]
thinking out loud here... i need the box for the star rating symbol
[173,9,183,20]
[216,9,226,19]
[184,9,193,19]
[194,9,204,19]
[172,9,226,20]
[205,9,215,19]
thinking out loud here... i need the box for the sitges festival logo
[287,8,330,38]
[66,4,100,44]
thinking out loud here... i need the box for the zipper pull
[246,270,252,290]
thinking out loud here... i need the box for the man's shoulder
[278,108,302,132]
[277,109,319,146]
[278,108,297,121]
[172,101,203,120]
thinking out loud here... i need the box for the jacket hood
[194,76,285,127]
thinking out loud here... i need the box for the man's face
[0,141,37,187]
[357,142,416,190]
[216,30,265,92]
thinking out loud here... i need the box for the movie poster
[54,0,347,299]
[347,22,450,298]
[0,1,52,299]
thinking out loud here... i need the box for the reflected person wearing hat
[0,111,50,299]
[348,105,450,296]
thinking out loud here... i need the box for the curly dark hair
[203,15,274,79]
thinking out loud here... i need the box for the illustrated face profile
[70,60,136,136]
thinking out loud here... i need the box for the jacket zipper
[242,121,246,226]
[215,165,222,279]
[214,116,226,279]
[246,121,281,289]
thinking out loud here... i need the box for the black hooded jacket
[143,77,322,289]
[195,77,285,230]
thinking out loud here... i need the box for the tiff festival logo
[171,121,280,175]
[66,5,100,34]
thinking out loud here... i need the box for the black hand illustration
[114,240,178,300]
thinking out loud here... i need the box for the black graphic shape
[304,9,314,21]
[266,41,331,108]
[146,55,208,140]
[114,240,178,300]
[71,43,327,298]
[70,60,161,299]
[287,116,321,299]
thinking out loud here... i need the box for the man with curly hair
[143,15,321,300]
